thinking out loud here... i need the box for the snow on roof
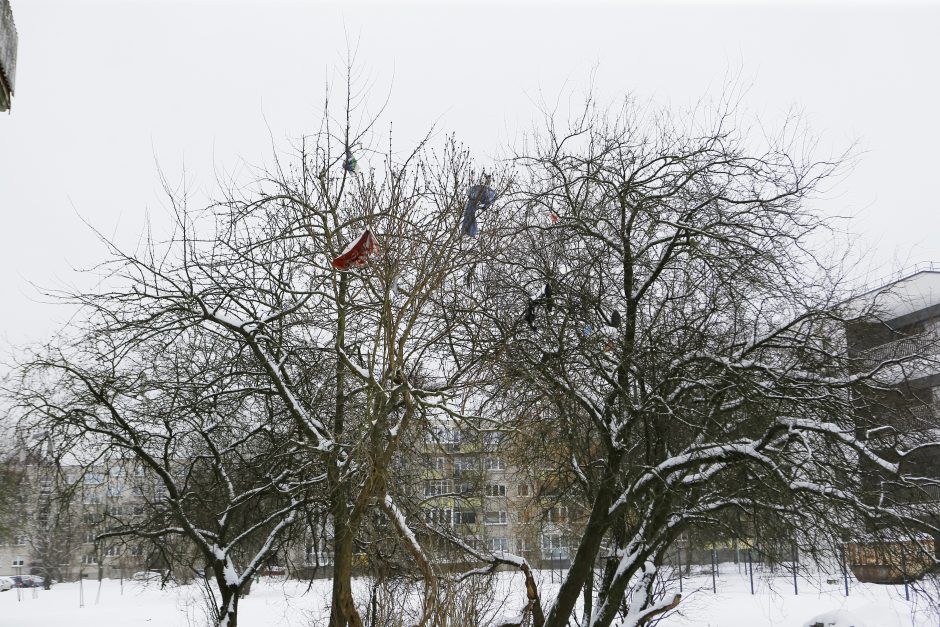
[846,269,940,322]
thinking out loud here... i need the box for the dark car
[10,576,32,588]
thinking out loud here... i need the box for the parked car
[0,576,13,591]
[9,576,33,588]
[25,575,44,587]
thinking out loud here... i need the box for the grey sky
[0,1,938,351]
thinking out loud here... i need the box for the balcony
[857,331,939,372]
[0,0,16,111]
[866,407,940,450]
[908,404,940,423]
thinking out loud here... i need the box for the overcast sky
[0,0,938,353]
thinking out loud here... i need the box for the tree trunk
[582,563,593,626]
[329,523,362,627]
[328,265,362,627]
[218,584,240,627]
[543,479,617,627]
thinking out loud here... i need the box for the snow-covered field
[1,564,937,626]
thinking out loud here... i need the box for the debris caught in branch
[462,180,496,237]
[343,147,358,173]
[331,228,379,271]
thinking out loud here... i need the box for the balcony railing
[908,404,939,423]
[858,331,938,369]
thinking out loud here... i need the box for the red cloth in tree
[331,228,380,270]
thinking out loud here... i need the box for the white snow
[2,564,938,627]
[803,609,869,627]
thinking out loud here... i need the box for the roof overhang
[845,269,940,324]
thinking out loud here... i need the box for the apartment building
[419,420,583,568]
[0,448,168,580]
[840,265,940,582]
[2,416,586,580]
[846,266,940,491]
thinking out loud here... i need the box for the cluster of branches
[483,97,940,627]
[8,78,940,627]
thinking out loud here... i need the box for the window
[454,457,478,477]
[426,479,451,497]
[425,508,452,525]
[84,492,101,505]
[487,537,509,552]
[14,535,27,546]
[66,473,78,485]
[455,510,477,525]
[38,479,52,496]
[543,505,569,523]
[108,505,124,517]
[541,534,568,559]
[83,513,99,525]
[84,532,97,544]
[84,473,105,485]
[484,457,505,471]
[517,484,530,497]
[131,486,144,497]
[12,557,24,567]
[484,484,506,497]
[132,504,145,516]
[81,553,97,565]
[130,545,144,557]
[482,431,504,447]
[154,484,168,501]
[516,538,529,552]
[107,485,123,498]
[104,545,121,557]
[484,511,508,525]
[430,425,460,444]
[134,466,145,478]
[434,457,446,471]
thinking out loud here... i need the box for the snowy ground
[1,563,937,626]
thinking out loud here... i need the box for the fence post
[792,541,798,596]
[748,549,754,595]
[841,545,849,597]
[677,546,683,594]
[711,549,717,593]
[901,549,910,601]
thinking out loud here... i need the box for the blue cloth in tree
[343,148,358,173]
[462,184,496,237]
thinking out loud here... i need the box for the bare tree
[482,94,940,627]
[10,64,514,626]
[14,323,319,626]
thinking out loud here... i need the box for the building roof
[847,265,940,323]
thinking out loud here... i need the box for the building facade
[0,448,171,580]
[846,266,940,515]
[0,0,16,112]
[417,419,584,569]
